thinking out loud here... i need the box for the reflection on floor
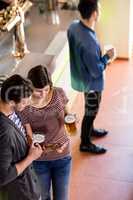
[70,59,133,200]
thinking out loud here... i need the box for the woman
[21,65,72,200]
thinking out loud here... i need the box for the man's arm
[0,127,18,186]
[82,46,110,79]
[15,143,43,175]
[0,126,43,186]
[82,43,115,79]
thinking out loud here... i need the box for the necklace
[30,89,53,108]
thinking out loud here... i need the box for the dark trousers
[81,91,101,145]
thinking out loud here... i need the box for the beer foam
[33,134,45,143]
[65,114,75,124]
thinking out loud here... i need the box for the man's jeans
[81,91,102,145]
[33,156,72,200]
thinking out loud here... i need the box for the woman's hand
[56,141,69,153]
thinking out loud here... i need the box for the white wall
[96,0,132,59]
[129,0,133,56]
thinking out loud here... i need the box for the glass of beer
[103,44,116,62]
[33,133,45,148]
[64,114,77,135]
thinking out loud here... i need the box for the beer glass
[33,133,45,148]
[64,114,77,135]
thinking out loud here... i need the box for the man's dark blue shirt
[67,20,109,92]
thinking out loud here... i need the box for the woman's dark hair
[78,0,99,19]
[0,74,33,103]
[27,65,52,89]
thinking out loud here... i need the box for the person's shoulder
[0,114,10,136]
[68,20,80,30]
[54,87,64,94]
[82,29,97,50]
[54,87,66,97]
[19,105,31,118]
[70,19,80,26]
[21,105,31,113]
[54,87,68,104]
[0,113,7,125]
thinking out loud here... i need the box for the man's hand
[106,48,116,60]
[16,143,44,175]
[28,143,43,161]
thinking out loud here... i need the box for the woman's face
[32,85,51,99]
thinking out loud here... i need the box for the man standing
[67,0,115,154]
[0,75,43,199]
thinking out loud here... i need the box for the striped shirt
[8,112,26,137]
[21,87,70,161]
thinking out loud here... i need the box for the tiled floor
[70,60,133,200]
